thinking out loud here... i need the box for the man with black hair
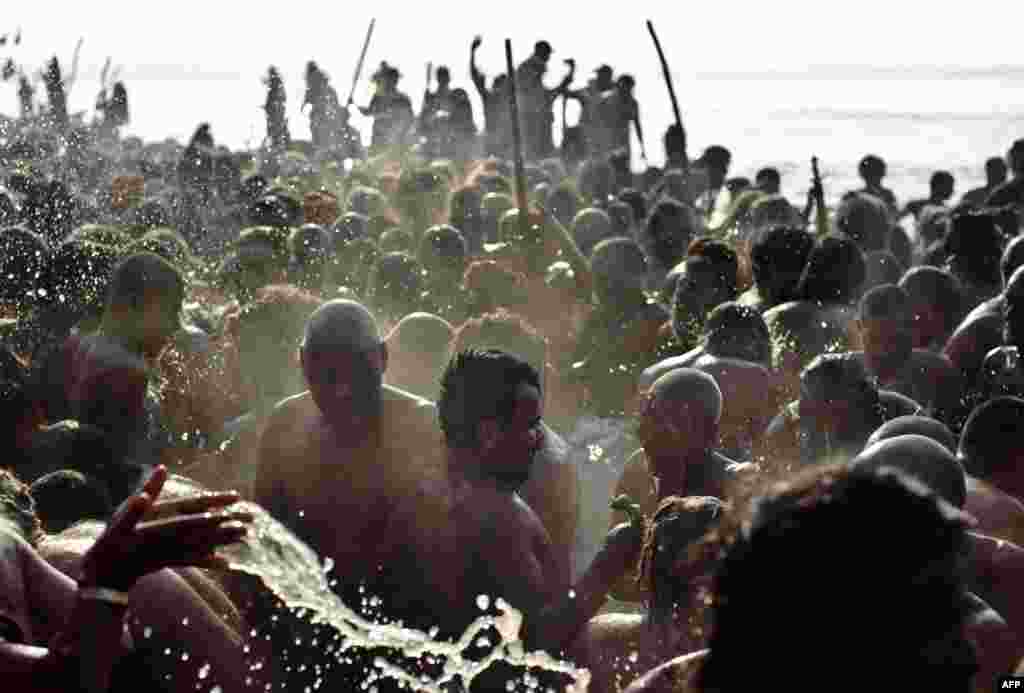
[985,138,1024,208]
[899,266,964,352]
[738,225,813,313]
[962,156,1008,207]
[902,170,956,221]
[755,167,781,195]
[855,153,899,218]
[848,284,962,425]
[434,348,642,669]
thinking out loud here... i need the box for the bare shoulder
[624,649,708,693]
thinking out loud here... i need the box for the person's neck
[447,447,516,494]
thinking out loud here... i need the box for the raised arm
[538,203,593,301]
[470,36,488,100]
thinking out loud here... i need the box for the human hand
[80,467,250,592]
[564,58,576,68]
[472,36,482,50]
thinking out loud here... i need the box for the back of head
[290,224,332,262]
[30,469,113,534]
[858,154,887,181]
[388,312,454,362]
[302,298,381,355]
[331,212,370,249]
[862,250,905,292]
[749,194,800,235]
[646,198,698,267]
[944,211,1004,288]
[42,240,121,324]
[858,283,909,322]
[700,464,973,691]
[703,302,772,366]
[368,252,425,319]
[959,396,1024,480]
[797,233,867,304]
[590,237,648,297]
[438,348,541,450]
[867,415,957,454]
[1009,138,1024,176]
[450,310,547,380]
[750,225,813,301]
[106,251,185,316]
[899,266,964,333]
[852,434,967,509]
[571,207,615,258]
[687,238,739,299]
[649,367,723,425]
[835,193,891,252]
[800,352,877,408]
[418,225,467,276]
[640,495,724,626]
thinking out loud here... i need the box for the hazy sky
[6,1,1020,82]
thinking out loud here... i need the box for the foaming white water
[222,500,592,693]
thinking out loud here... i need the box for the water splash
[221,501,591,692]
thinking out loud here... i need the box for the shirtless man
[848,284,962,426]
[641,303,781,461]
[958,397,1024,547]
[253,299,446,618]
[0,465,249,693]
[611,369,740,601]
[435,349,642,669]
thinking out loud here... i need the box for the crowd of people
[3,35,1024,693]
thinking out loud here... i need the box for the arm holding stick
[346,18,376,107]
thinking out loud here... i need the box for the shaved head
[649,367,723,425]
[852,434,966,509]
[867,416,957,454]
[388,312,454,357]
[302,299,381,354]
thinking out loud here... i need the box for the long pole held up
[504,39,530,241]
[347,18,376,107]
[646,19,686,167]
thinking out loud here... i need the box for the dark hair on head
[703,302,772,366]
[700,145,731,170]
[755,167,781,185]
[41,240,121,325]
[0,467,40,542]
[368,252,425,319]
[419,225,467,275]
[0,226,49,304]
[899,266,964,337]
[687,238,739,299]
[858,154,887,180]
[605,200,635,238]
[853,435,967,510]
[801,352,880,411]
[834,193,891,252]
[106,252,185,317]
[750,225,813,301]
[249,194,301,228]
[944,211,1004,288]
[544,183,579,228]
[646,198,697,268]
[698,464,974,692]
[959,397,1024,479]
[388,312,454,360]
[438,348,541,450]
[930,170,954,189]
[797,233,867,305]
[30,469,113,534]
[639,495,724,628]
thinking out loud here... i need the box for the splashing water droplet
[476,594,490,611]
[198,663,211,680]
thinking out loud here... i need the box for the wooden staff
[646,19,686,167]
[346,18,376,107]
[505,39,530,241]
[810,155,830,235]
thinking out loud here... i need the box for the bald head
[649,367,723,426]
[387,312,454,357]
[867,416,957,454]
[302,299,381,354]
[852,434,967,509]
[959,397,1024,481]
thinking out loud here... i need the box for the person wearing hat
[357,61,414,151]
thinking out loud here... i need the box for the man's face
[675,260,723,317]
[638,393,688,462]
[482,382,545,490]
[302,345,384,426]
